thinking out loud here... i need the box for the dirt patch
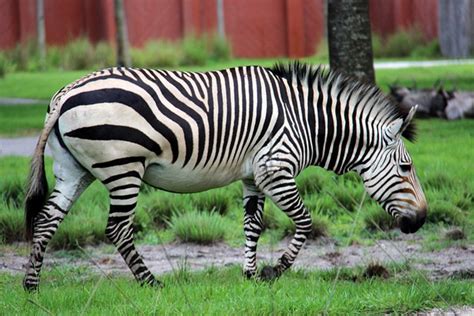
[1,234,473,281]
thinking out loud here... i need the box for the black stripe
[109,184,141,193]
[92,156,146,169]
[64,125,162,156]
[61,86,178,162]
[103,171,141,184]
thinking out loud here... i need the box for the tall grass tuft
[427,200,464,226]
[363,204,396,231]
[170,210,227,244]
[0,176,25,208]
[181,35,208,66]
[62,38,96,70]
[132,41,182,68]
[191,190,232,215]
[0,206,24,243]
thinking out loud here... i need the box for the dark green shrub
[46,46,62,69]
[0,52,8,78]
[170,210,227,244]
[0,207,24,243]
[49,210,107,250]
[363,204,396,231]
[62,38,95,70]
[141,195,188,227]
[132,41,182,68]
[181,35,208,66]
[191,190,232,215]
[383,28,424,57]
[0,176,24,208]
[207,34,231,61]
[297,175,323,196]
[371,33,384,58]
[427,200,464,226]
[423,171,456,190]
[410,40,441,58]
[94,41,116,69]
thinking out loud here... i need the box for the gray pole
[217,0,225,37]
[36,0,46,70]
[115,0,131,67]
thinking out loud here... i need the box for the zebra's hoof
[259,266,279,282]
[243,269,257,279]
[141,278,164,289]
[23,278,39,293]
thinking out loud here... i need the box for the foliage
[181,35,209,66]
[170,210,227,244]
[372,28,441,58]
[363,203,396,231]
[131,40,182,68]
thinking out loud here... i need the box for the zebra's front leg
[105,183,161,287]
[256,171,312,281]
[242,180,265,279]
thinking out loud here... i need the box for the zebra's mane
[269,62,417,142]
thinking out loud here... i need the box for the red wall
[0,0,438,58]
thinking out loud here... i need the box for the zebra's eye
[400,164,412,173]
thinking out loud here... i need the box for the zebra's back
[54,66,284,192]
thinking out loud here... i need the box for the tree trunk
[36,0,46,71]
[114,0,131,67]
[327,0,375,83]
[438,0,474,58]
[217,0,225,37]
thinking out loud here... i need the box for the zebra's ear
[400,104,417,133]
[387,118,404,139]
[387,105,418,139]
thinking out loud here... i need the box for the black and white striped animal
[24,63,427,291]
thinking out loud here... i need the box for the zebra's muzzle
[398,207,426,234]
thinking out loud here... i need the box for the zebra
[23,62,427,291]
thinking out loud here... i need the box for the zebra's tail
[25,94,63,241]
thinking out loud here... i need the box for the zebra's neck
[282,74,385,175]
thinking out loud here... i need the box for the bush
[371,33,384,58]
[0,176,25,208]
[170,210,227,244]
[132,41,182,68]
[181,35,208,66]
[363,204,396,231]
[141,195,188,228]
[383,28,424,57]
[410,40,441,58]
[427,200,464,226]
[94,41,116,69]
[0,206,24,243]
[191,191,232,215]
[0,52,8,78]
[207,34,231,61]
[62,38,95,70]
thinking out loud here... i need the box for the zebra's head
[358,106,427,234]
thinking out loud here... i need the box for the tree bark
[438,0,474,58]
[36,0,46,71]
[217,0,225,37]
[327,0,375,83]
[114,0,131,67]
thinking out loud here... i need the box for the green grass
[0,105,47,137]
[0,266,472,315]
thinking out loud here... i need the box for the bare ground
[2,234,473,281]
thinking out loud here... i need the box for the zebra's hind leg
[23,155,93,291]
[242,180,265,279]
[256,172,312,281]
[102,168,161,287]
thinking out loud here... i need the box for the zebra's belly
[143,163,247,193]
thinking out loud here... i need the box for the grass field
[1,265,472,315]
[0,60,473,314]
